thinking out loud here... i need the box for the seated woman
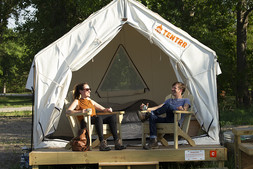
[66,82,125,151]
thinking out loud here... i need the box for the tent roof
[26,0,221,149]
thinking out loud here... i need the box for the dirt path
[0,116,32,169]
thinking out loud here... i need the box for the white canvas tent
[26,0,222,149]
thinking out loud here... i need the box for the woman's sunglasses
[83,88,91,91]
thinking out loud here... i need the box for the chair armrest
[173,110,194,114]
[141,110,193,114]
[67,111,125,117]
[97,111,125,124]
[96,111,125,116]
[66,112,91,117]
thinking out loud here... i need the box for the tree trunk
[3,83,6,94]
[236,0,250,107]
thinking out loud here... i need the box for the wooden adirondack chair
[141,93,196,149]
[64,91,124,150]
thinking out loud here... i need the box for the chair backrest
[164,92,194,133]
[67,115,81,137]
[65,90,81,137]
[64,90,74,109]
[164,91,194,112]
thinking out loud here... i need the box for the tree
[236,0,253,107]
[0,29,28,93]
[19,0,112,59]
[0,0,31,93]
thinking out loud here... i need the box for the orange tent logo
[155,24,188,48]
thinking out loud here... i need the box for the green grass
[220,107,253,126]
[0,111,32,117]
[219,96,253,127]
[0,96,32,108]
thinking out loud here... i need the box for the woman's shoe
[99,140,111,151]
[114,138,126,150]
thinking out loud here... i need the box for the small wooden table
[232,126,253,169]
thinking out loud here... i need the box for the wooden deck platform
[29,144,227,169]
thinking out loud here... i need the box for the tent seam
[37,71,64,88]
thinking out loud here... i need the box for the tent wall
[53,24,178,137]
[26,0,221,148]
[72,24,177,104]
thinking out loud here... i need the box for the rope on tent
[38,122,45,141]
[206,118,214,136]
[90,22,102,45]
[148,20,156,44]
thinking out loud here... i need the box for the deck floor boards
[29,144,227,166]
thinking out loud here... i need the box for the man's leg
[153,103,174,117]
[149,113,168,138]
[145,113,169,149]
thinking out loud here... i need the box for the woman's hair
[172,82,186,95]
[73,82,88,99]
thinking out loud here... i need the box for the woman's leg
[91,116,104,141]
[103,115,118,140]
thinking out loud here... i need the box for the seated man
[137,82,191,149]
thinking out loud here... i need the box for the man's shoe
[143,138,159,150]
[137,111,150,122]
[114,138,126,150]
[99,140,111,151]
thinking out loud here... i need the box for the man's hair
[172,82,186,95]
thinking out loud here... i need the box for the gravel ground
[0,116,32,169]
[0,107,32,113]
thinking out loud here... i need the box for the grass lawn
[0,96,32,108]
[0,111,32,116]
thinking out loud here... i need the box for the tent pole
[31,64,35,151]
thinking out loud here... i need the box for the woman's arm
[66,99,86,115]
[91,100,113,112]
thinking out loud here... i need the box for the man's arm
[141,103,164,111]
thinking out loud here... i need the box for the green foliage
[220,106,253,126]
[0,96,32,108]
[219,94,253,126]
[0,29,30,93]
[18,0,112,58]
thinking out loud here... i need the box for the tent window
[96,44,149,97]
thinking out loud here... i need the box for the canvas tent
[26,0,222,149]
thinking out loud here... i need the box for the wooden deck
[29,144,227,169]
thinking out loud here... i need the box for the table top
[232,125,253,135]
